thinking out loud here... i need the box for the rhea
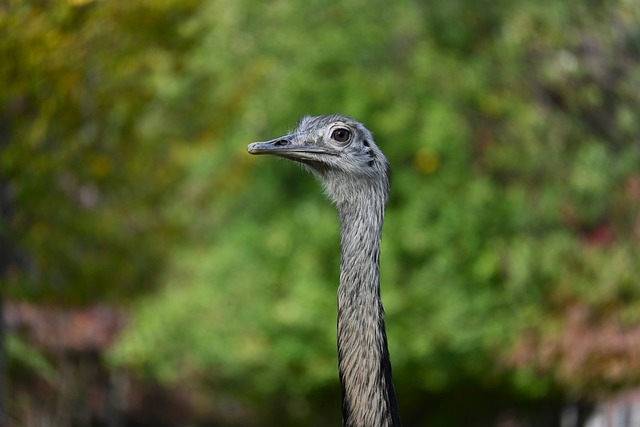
[248,115,401,427]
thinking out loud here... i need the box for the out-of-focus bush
[0,0,200,303]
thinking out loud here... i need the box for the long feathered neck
[336,182,401,427]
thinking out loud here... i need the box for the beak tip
[247,142,260,155]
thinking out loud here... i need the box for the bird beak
[247,136,335,159]
[247,136,295,155]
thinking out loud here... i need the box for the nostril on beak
[273,139,290,146]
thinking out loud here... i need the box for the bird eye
[331,128,351,144]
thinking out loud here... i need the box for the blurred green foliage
[0,0,199,302]
[2,0,640,425]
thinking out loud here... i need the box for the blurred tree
[0,0,200,423]
[0,0,200,303]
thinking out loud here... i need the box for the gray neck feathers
[335,182,401,427]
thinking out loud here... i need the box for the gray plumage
[248,115,401,427]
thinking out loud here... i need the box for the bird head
[248,115,390,205]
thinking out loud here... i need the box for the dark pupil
[332,129,350,143]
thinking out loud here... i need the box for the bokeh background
[2,0,640,426]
